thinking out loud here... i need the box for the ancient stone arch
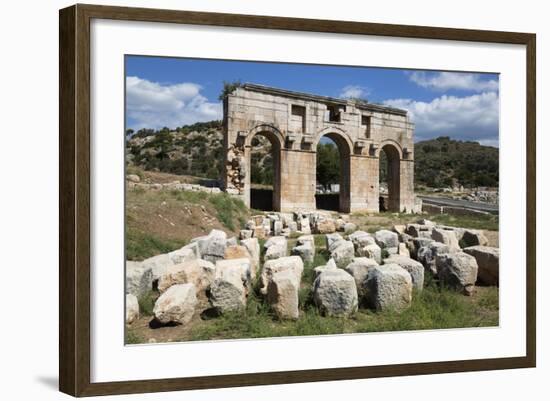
[314,129,353,212]
[222,83,419,213]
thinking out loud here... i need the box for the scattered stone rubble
[126,174,222,194]
[125,214,499,328]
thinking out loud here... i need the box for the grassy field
[350,211,499,232]
[126,187,249,260]
[126,233,499,344]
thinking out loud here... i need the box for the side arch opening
[248,131,281,211]
[379,143,401,212]
[315,132,351,212]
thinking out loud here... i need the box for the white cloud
[126,76,222,130]
[384,91,499,145]
[339,85,369,99]
[409,71,499,92]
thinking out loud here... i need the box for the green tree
[316,143,340,190]
[218,80,243,101]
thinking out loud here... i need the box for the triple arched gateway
[222,83,420,213]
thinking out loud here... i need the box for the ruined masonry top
[222,82,418,214]
[241,83,409,117]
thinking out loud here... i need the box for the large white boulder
[191,229,227,262]
[224,245,256,276]
[313,269,358,317]
[436,252,479,295]
[291,242,315,264]
[273,220,283,236]
[464,246,499,285]
[267,270,300,320]
[417,241,449,276]
[240,238,260,278]
[265,243,287,261]
[374,230,399,249]
[431,228,460,252]
[209,265,247,313]
[384,255,425,291]
[264,236,286,249]
[343,257,379,298]
[153,284,197,325]
[260,256,304,295]
[330,240,355,268]
[315,218,336,234]
[365,264,413,312]
[126,293,139,324]
[157,259,215,309]
[215,258,252,287]
[348,230,372,244]
[126,261,153,298]
[264,236,288,261]
[141,253,174,282]
[357,243,382,264]
[325,233,343,250]
[181,241,201,259]
[343,222,357,233]
[298,216,311,234]
[168,246,197,265]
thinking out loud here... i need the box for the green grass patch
[184,278,498,342]
[125,329,144,345]
[137,290,159,316]
[429,213,499,231]
[126,228,186,260]
[313,234,326,249]
[208,192,248,231]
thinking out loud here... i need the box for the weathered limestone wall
[223,83,418,213]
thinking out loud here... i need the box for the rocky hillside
[414,137,498,189]
[126,121,225,181]
[127,122,498,189]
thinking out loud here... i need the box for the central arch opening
[379,144,401,212]
[249,132,280,211]
[315,133,351,212]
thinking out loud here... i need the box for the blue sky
[126,56,499,146]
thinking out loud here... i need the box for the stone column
[349,155,379,212]
[279,149,316,211]
[398,159,415,212]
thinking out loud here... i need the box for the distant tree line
[414,136,499,188]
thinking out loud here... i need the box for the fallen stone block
[431,227,460,252]
[260,256,304,295]
[313,269,358,317]
[436,252,479,295]
[343,257,379,299]
[209,266,246,314]
[365,264,413,312]
[153,283,197,325]
[126,293,139,324]
[384,255,425,291]
[464,245,499,285]
[374,229,399,249]
[126,261,153,298]
[330,240,355,268]
[267,270,300,320]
